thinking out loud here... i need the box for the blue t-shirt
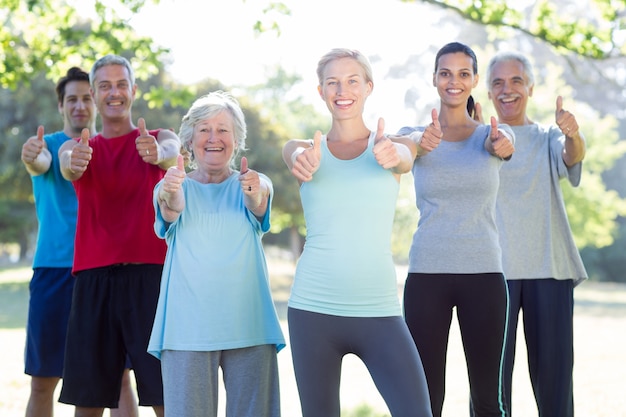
[148,172,285,359]
[31,131,76,268]
[289,131,402,317]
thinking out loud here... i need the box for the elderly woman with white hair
[148,91,285,417]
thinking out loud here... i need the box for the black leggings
[403,273,508,417]
[288,308,432,417]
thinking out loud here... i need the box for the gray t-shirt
[399,124,511,274]
[496,124,587,286]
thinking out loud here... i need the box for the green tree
[410,0,626,59]
[245,66,329,259]
[0,0,193,107]
[0,73,62,259]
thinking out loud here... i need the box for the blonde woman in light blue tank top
[282,48,432,417]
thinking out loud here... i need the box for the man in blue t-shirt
[21,67,137,417]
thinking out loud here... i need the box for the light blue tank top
[289,131,402,317]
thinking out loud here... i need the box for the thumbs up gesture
[487,116,514,159]
[419,108,443,155]
[555,96,578,138]
[161,154,186,194]
[21,125,52,174]
[290,130,322,182]
[69,128,93,174]
[136,118,160,164]
[21,126,46,164]
[239,155,266,208]
[373,117,402,169]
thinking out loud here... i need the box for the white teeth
[336,99,353,105]
[448,89,462,94]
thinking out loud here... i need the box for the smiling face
[433,52,479,111]
[487,59,533,126]
[91,64,137,123]
[191,110,236,175]
[318,57,372,121]
[59,80,96,136]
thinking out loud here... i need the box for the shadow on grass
[0,281,28,329]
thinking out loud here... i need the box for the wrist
[291,147,305,166]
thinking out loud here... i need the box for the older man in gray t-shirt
[484,51,587,417]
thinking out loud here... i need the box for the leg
[222,345,281,417]
[404,274,454,417]
[25,376,59,417]
[356,316,432,417]
[161,350,219,417]
[75,407,105,417]
[288,308,344,417]
[59,270,127,408]
[118,265,164,408]
[522,279,574,417]
[502,280,523,417]
[110,369,138,417]
[24,268,73,417]
[457,273,508,417]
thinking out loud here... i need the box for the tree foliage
[410,0,626,59]
[0,0,194,107]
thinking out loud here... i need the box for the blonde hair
[316,48,374,88]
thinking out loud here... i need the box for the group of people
[21,41,586,417]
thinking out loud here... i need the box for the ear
[366,81,373,97]
[317,85,324,100]
[131,83,138,99]
[432,73,436,87]
[528,84,534,97]
[58,101,64,116]
[473,73,480,88]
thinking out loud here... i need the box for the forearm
[282,140,307,170]
[156,138,181,170]
[158,186,185,223]
[23,148,52,176]
[59,149,83,181]
[245,180,270,218]
[390,142,415,174]
[563,131,586,166]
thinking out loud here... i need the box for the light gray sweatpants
[161,345,280,417]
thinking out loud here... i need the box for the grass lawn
[1,258,625,416]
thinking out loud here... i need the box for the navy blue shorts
[59,264,164,408]
[24,267,74,377]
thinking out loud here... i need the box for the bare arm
[59,128,92,181]
[157,155,186,223]
[156,128,182,170]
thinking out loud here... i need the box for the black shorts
[59,264,164,408]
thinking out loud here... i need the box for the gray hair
[486,51,535,88]
[316,48,374,88]
[90,54,135,88]
[179,91,247,169]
